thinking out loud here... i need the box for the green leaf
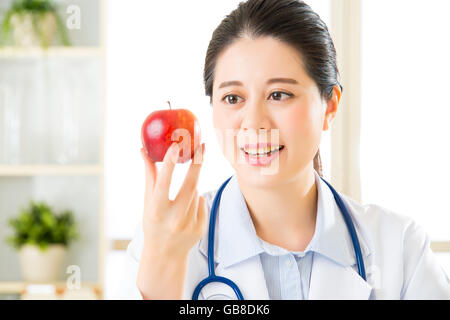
[0,0,71,47]
[5,200,78,250]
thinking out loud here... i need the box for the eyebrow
[218,78,299,89]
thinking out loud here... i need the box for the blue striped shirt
[218,170,324,300]
[199,169,359,300]
[259,238,314,299]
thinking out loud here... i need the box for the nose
[241,98,271,132]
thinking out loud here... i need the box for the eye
[269,91,293,101]
[222,94,243,105]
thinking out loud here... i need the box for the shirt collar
[199,170,371,269]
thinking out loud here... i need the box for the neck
[236,166,318,252]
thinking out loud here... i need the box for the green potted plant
[6,200,78,283]
[0,0,70,48]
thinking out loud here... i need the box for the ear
[323,85,341,131]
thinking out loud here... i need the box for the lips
[240,144,284,166]
[240,143,285,156]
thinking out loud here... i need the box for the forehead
[213,36,313,89]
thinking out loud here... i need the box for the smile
[241,144,285,156]
[239,144,285,167]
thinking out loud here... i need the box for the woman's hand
[137,142,207,299]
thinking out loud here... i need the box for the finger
[179,189,199,230]
[153,142,180,200]
[141,148,157,196]
[174,143,205,209]
[194,196,208,235]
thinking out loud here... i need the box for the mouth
[240,143,285,156]
[239,143,285,166]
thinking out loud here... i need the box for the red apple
[141,101,201,163]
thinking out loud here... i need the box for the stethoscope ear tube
[319,177,367,281]
[192,175,244,300]
[192,175,367,300]
[207,176,233,277]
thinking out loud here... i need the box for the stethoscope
[192,175,367,300]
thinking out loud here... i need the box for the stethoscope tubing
[192,175,366,300]
[319,177,367,281]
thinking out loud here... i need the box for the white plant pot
[10,12,57,47]
[19,244,66,283]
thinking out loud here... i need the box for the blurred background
[0,0,448,299]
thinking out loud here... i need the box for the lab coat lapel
[308,253,373,299]
[198,172,373,300]
[198,175,269,300]
[308,173,373,299]
[200,256,270,300]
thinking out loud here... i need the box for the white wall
[360,0,450,241]
[105,0,331,240]
[104,0,331,298]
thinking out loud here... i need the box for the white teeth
[243,146,282,155]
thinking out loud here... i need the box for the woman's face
[212,36,338,187]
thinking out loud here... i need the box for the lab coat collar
[197,173,262,268]
[198,170,372,268]
[311,170,372,267]
[197,170,373,299]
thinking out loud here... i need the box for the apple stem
[167,101,171,110]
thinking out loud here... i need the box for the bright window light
[105,0,331,240]
[360,0,450,241]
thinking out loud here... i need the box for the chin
[234,165,288,188]
[229,144,290,186]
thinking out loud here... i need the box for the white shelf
[0,281,100,293]
[0,0,107,299]
[0,165,103,176]
[0,46,103,58]
[0,281,101,300]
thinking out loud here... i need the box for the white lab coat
[118,174,450,300]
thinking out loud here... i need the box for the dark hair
[203,0,341,177]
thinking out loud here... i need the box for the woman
[121,0,450,299]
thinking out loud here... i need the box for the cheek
[212,107,221,129]
[282,102,323,154]
[283,106,315,139]
[213,105,235,130]
[213,106,240,158]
